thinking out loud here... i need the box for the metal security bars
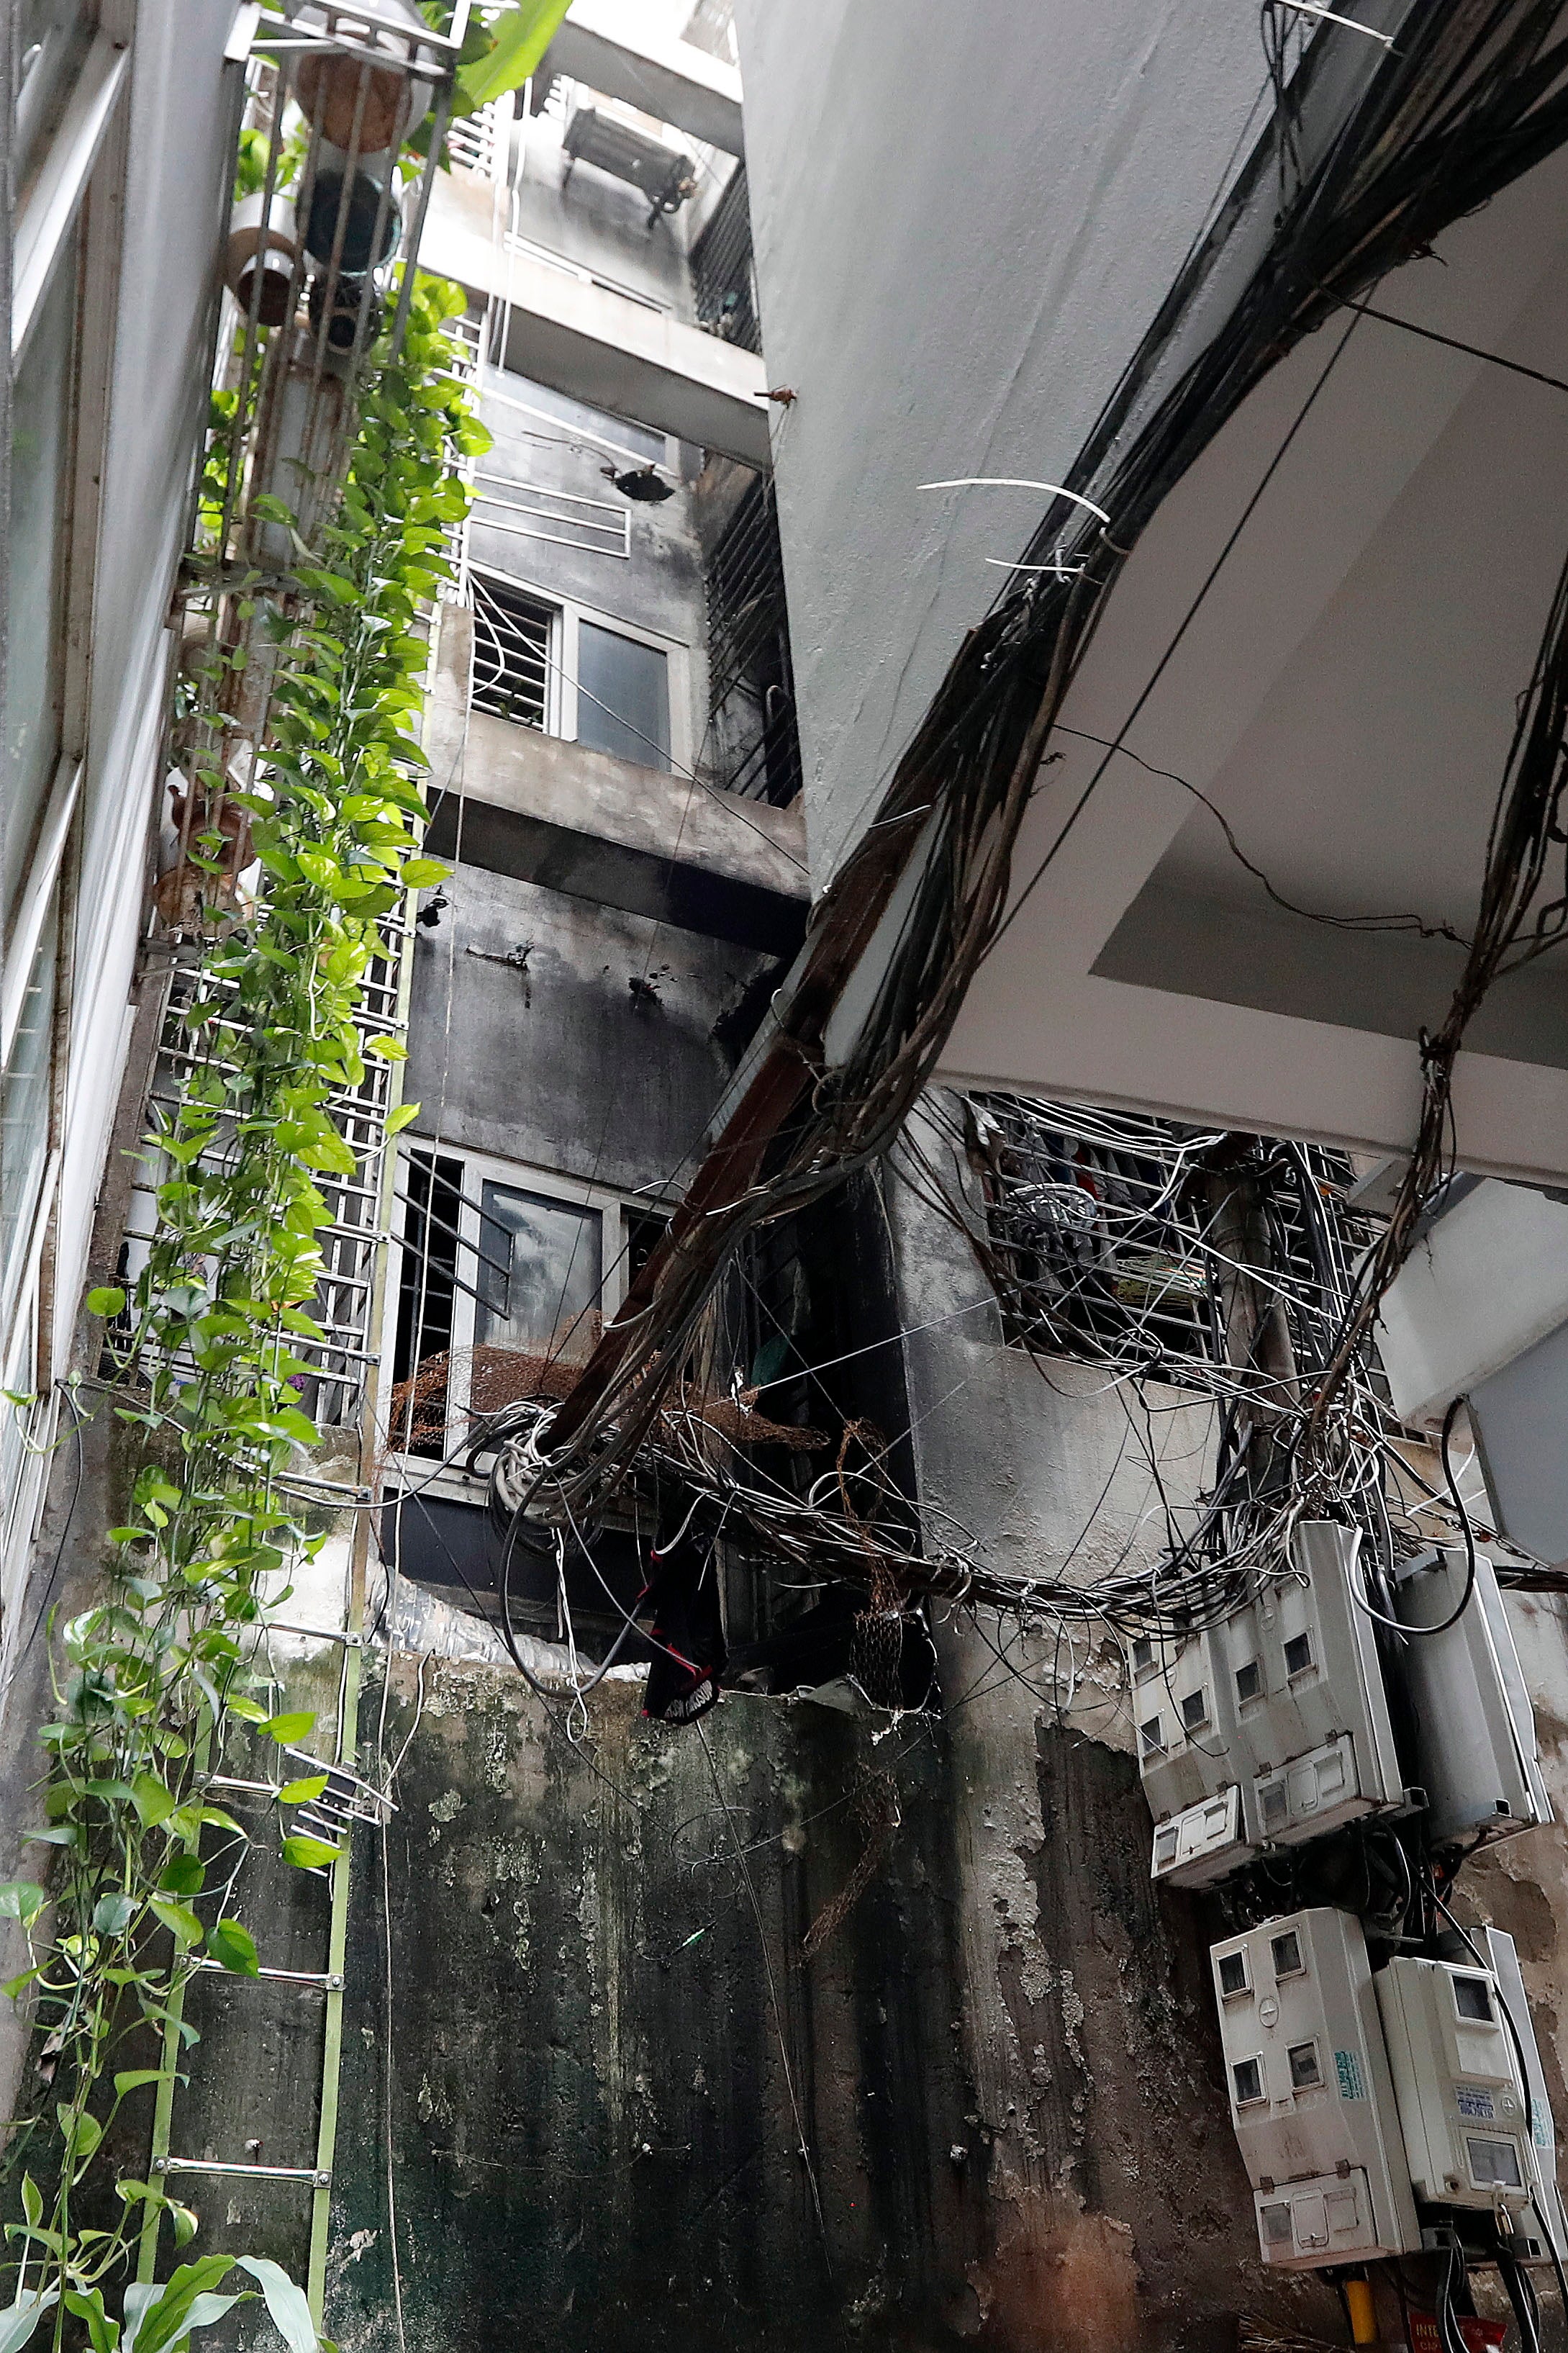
[471,571,555,727]
[692,162,761,353]
[703,474,802,805]
[962,1096,1372,1401]
[446,94,502,179]
[471,469,631,559]
[126,921,415,1435]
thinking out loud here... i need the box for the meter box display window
[1392,1548,1552,1846]
[1137,1523,1405,1887]
[1210,1907,1418,2267]
[1376,1955,1538,2215]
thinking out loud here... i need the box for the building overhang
[420,171,771,469]
[928,140,1568,1182]
[535,1,744,158]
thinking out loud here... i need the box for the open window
[387,1142,659,1478]
[467,565,686,774]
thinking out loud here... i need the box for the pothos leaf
[206,1918,260,1977]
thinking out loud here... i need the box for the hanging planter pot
[308,272,384,363]
[293,0,434,156]
[304,168,402,277]
[225,192,299,328]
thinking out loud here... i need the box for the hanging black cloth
[640,1504,726,1723]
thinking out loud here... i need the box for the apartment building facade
[5,9,1568,2353]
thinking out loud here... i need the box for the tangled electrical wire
[896,1093,1523,1631]
[528,0,1568,1518]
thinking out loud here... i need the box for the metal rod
[196,1961,344,1987]
[155,2156,330,2185]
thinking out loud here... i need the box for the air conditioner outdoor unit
[563,107,696,218]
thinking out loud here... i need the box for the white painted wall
[1376,1183,1568,1427]
[734,0,1266,888]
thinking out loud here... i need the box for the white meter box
[1467,1925,1568,2263]
[1210,1907,1418,2267]
[1136,1523,1405,1887]
[1376,1956,1537,2213]
[1392,1548,1551,1847]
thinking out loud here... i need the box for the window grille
[692,163,760,353]
[471,469,630,560]
[703,474,801,805]
[126,923,414,1434]
[471,572,554,728]
[969,1096,1369,1395]
[446,99,502,180]
[682,0,738,66]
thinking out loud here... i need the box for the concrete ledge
[431,707,808,954]
[538,3,745,157]
[421,174,771,468]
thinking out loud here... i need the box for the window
[622,1206,669,1284]
[471,574,553,731]
[1270,1931,1305,1978]
[5,225,79,929]
[12,0,94,206]
[967,1098,1369,1386]
[1288,2041,1323,2090]
[1454,1976,1494,2023]
[1130,1634,1154,1676]
[1217,1950,1249,1997]
[1233,2058,1264,2105]
[576,619,669,770]
[1235,1659,1262,1704]
[1181,1688,1209,1733]
[1152,1824,1179,1871]
[388,1144,642,1476]
[475,1182,602,1367]
[468,567,689,774]
[1138,1715,1164,1758]
[1467,2138,1523,2190]
[692,162,760,353]
[704,474,801,804]
[1260,2203,1293,2246]
[1,896,58,1334]
[1260,1779,1289,1833]
[1284,1630,1314,1677]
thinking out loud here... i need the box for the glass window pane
[12,0,94,204]
[575,620,670,771]
[1,896,58,1324]
[4,227,78,927]
[476,1183,602,1367]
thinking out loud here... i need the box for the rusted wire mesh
[386,1345,827,1468]
[799,1771,901,1963]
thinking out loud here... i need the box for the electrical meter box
[1210,1907,1419,2267]
[1465,1925,1568,2264]
[1392,1548,1552,1846]
[1376,1955,1537,2214]
[1136,1522,1405,1887]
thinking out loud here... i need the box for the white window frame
[468,561,694,774]
[383,1140,664,1496]
[3,0,134,1391]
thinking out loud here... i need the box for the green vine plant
[0,270,486,2353]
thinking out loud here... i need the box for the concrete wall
[732,0,1264,887]
[404,862,771,1193]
